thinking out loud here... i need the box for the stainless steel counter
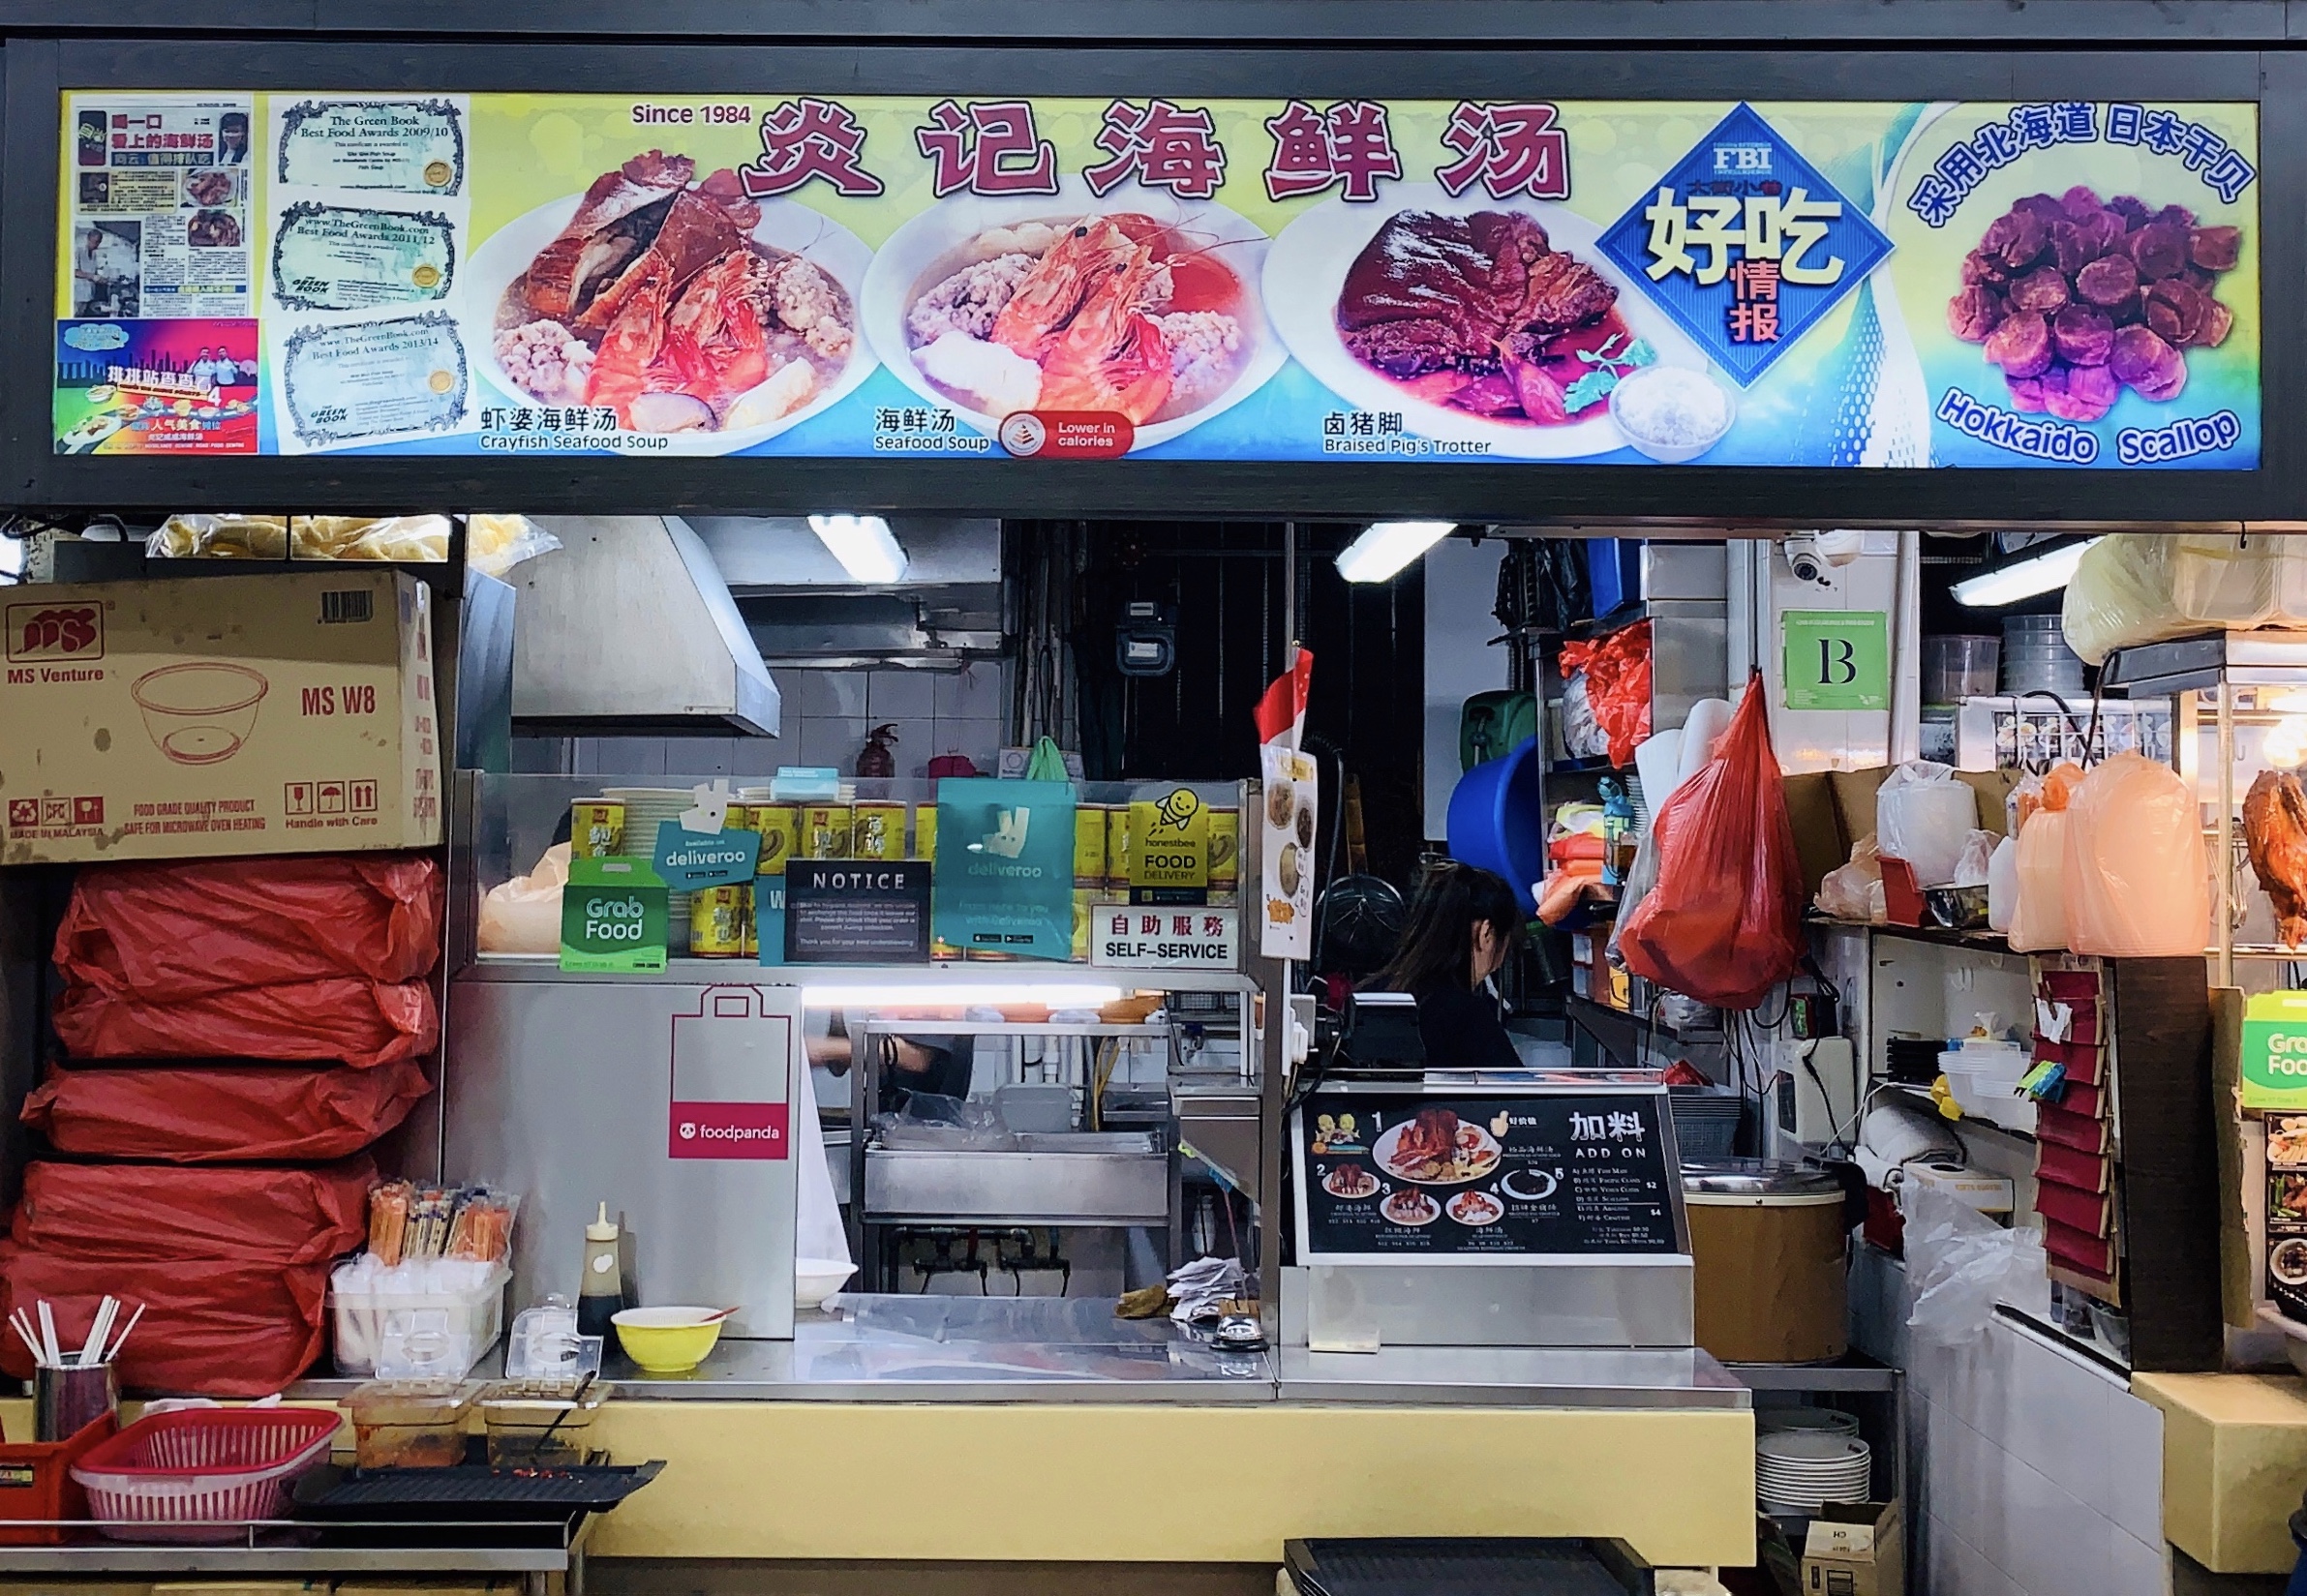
[293,1294,1748,1409]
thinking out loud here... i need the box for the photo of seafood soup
[488,150,861,437]
[900,211,1256,428]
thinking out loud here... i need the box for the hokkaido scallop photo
[860,175,1285,451]
[1262,182,1711,461]
[467,150,877,457]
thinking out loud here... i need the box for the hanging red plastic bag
[52,978,437,1069]
[1617,677,1803,1009]
[2065,752,2212,956]
[0,1247,327,1396]
[22,1060,431,1163]
[53,854,441,1002]
[1559,621,1653,766]
[11,1159,375,1265]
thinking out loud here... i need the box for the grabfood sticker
[276,98,466,195]
[280,310,469,449]
[271,202,457,312]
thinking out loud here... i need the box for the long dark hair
[1369,860,1526,995]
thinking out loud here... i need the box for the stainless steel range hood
[510,515,779,736]
[686,517,1004,670]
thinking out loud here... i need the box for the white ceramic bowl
[1607,363,1738,464]
[795,1256,858,1310]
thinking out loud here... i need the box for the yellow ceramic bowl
[611,1307,724,1373]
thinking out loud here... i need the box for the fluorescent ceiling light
[801,982,1125,1009]
[1950,536,2103,608]
[1335,521,1455,584]
[807,514,908,584]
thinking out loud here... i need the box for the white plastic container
[331,1263,511,1377]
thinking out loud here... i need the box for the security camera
[1782,529,1867,585]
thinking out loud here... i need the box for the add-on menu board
[1294,1091,1681,1257]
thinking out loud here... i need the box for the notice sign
[1782,610,1890,711]
[1092,904,1239,970]
[1293,1092,1680,1258]
[784,858,931,963]
[560,856,667,973]
[2242,990,2307,1109]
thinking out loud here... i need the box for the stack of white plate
[603,787,696,952]
[1755,1430,1872,1513]
[1757,1406,1861,1438]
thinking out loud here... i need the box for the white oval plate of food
[1446,1189,1505,1227]
[861,173,1284,453]
[468,155,876,457]
[1262,180,1710,461]
[1321,1163,1381,1200]
[1380,1188,1441,1227]
[1373,1111,1503,1187]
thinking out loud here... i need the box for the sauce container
[752,804,800,875]
[1105,805,1132,888]
[348,1377,483,1469]
[1208,807,1240,892]
[913,805,938,861]
[478,1378,614,1468]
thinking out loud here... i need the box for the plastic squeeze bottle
[577,1203,623,1340]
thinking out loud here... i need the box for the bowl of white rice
[1608,363,1737,464]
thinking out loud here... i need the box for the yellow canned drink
[741,882,761,958]
[802,804,852,859]
[570,800,624,859]
[752,803,800,876]
[1208,807,1240,891]
[1105,805,1132,888]
[1072,888,1096,961]
[853,801,907,860]
[691,885,749,957]
[914,805,938,861]
[1073,806,1108,886]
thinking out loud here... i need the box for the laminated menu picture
[1259,745,1318,960]
[2269,1114,2307,1324]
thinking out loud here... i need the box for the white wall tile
[592,737,666,776]
[866,670,937,720]
[2000,1324,2114,1514]
[929,716,1006,769]
[732,736,784,778]
[1926,1401,2004,1563]
[935,660,1008,722]
[2103,1387,2166,1546]
[1993,1452,2108,1596]
[1934,1516,2020,1596]
[2108,1529,2169,1596]
[661,738,737,779]
[796,717,868,772]
[799,669,868,718]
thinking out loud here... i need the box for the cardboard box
[1783,766,2016,906]
[1802,1501,1902,1596]
[0,571,440,864]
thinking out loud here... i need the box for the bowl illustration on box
[131,661,267,764]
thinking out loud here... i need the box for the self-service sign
[1091,904,1239,970]
[2243,990,2307,1109]
[669,986,795,1160]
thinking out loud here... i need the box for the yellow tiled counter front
[2135,1371,2307,1574]
[579,1400,1758,1565]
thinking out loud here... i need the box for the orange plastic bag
[1617,678,1803,1009]
[22,1060,431,1163]
[10,1159,375,1265]
[53,854,441,1001]
[2006,763,2081,953]
[51,979,437,1069]
[2065,752,2211,956]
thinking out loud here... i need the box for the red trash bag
[1560,620,1654,766]
[0,1247,328,1397]
[1616,678,1804,1009]
[53,855,441,1002]
[52,978,437,1069]
[22,1060,431,1163]
[11,1159,375,1265]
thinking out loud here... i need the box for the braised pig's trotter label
[277,98,466,195]
[271,202,457,312]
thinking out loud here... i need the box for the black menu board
[1296,1092,1680,1256]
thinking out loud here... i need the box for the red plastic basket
[70,1407,339,1542]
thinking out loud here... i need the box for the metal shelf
[1882,1080,2037,1143]
[466,954,1256,993]
[0,1516,592,1588]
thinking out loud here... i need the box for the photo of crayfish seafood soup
[902,213,1251,426]
[492,151,858,436]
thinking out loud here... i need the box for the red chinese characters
[1727,257,1781,344]
[1083,99,1228,199]
[1436,102,1571,201]
[916,99,1057,198]
[740,97,884,198]
[1262,100,1401,203]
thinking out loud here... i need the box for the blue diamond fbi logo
[1597,105,1893,388]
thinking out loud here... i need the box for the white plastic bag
[2065,752,2211,956]
[1876,762,1976,887]
[1901,1182,2047,1347]
[1815,834,1882,922]
[2063,533,2279,666]
[476,842,569,954]
[1986,836,2019,932]
[1952,828,1997,888]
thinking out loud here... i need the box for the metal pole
[1282,522,1299,656]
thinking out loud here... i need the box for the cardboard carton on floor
[1802,1500,1901,1596]
[0,571,440,864]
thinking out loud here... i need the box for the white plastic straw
[37,1301,59,1370]
[7,1315,41,1368]
[79,1297,116,1369]
[106,1303,145,1364]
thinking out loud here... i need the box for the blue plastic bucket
[1446,735,1546,916]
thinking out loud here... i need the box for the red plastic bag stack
[11,854,441,1395]
[1559,620,1654,766]
[1617,678,1805,1010]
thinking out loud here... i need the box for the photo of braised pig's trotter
[1947,186,2241,422]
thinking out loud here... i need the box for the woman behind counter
[1368,861,1529,1070]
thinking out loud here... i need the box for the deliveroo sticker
[653,818,761,890]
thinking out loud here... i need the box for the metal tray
[294,1460,663,1525]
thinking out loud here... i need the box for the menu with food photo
[1294,1093,1681,1258]
[53,93,2259,466]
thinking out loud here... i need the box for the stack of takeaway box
[0,570,444,1394]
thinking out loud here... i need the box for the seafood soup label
[51,92,2259,466]
[1293,1092,1681,1258]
